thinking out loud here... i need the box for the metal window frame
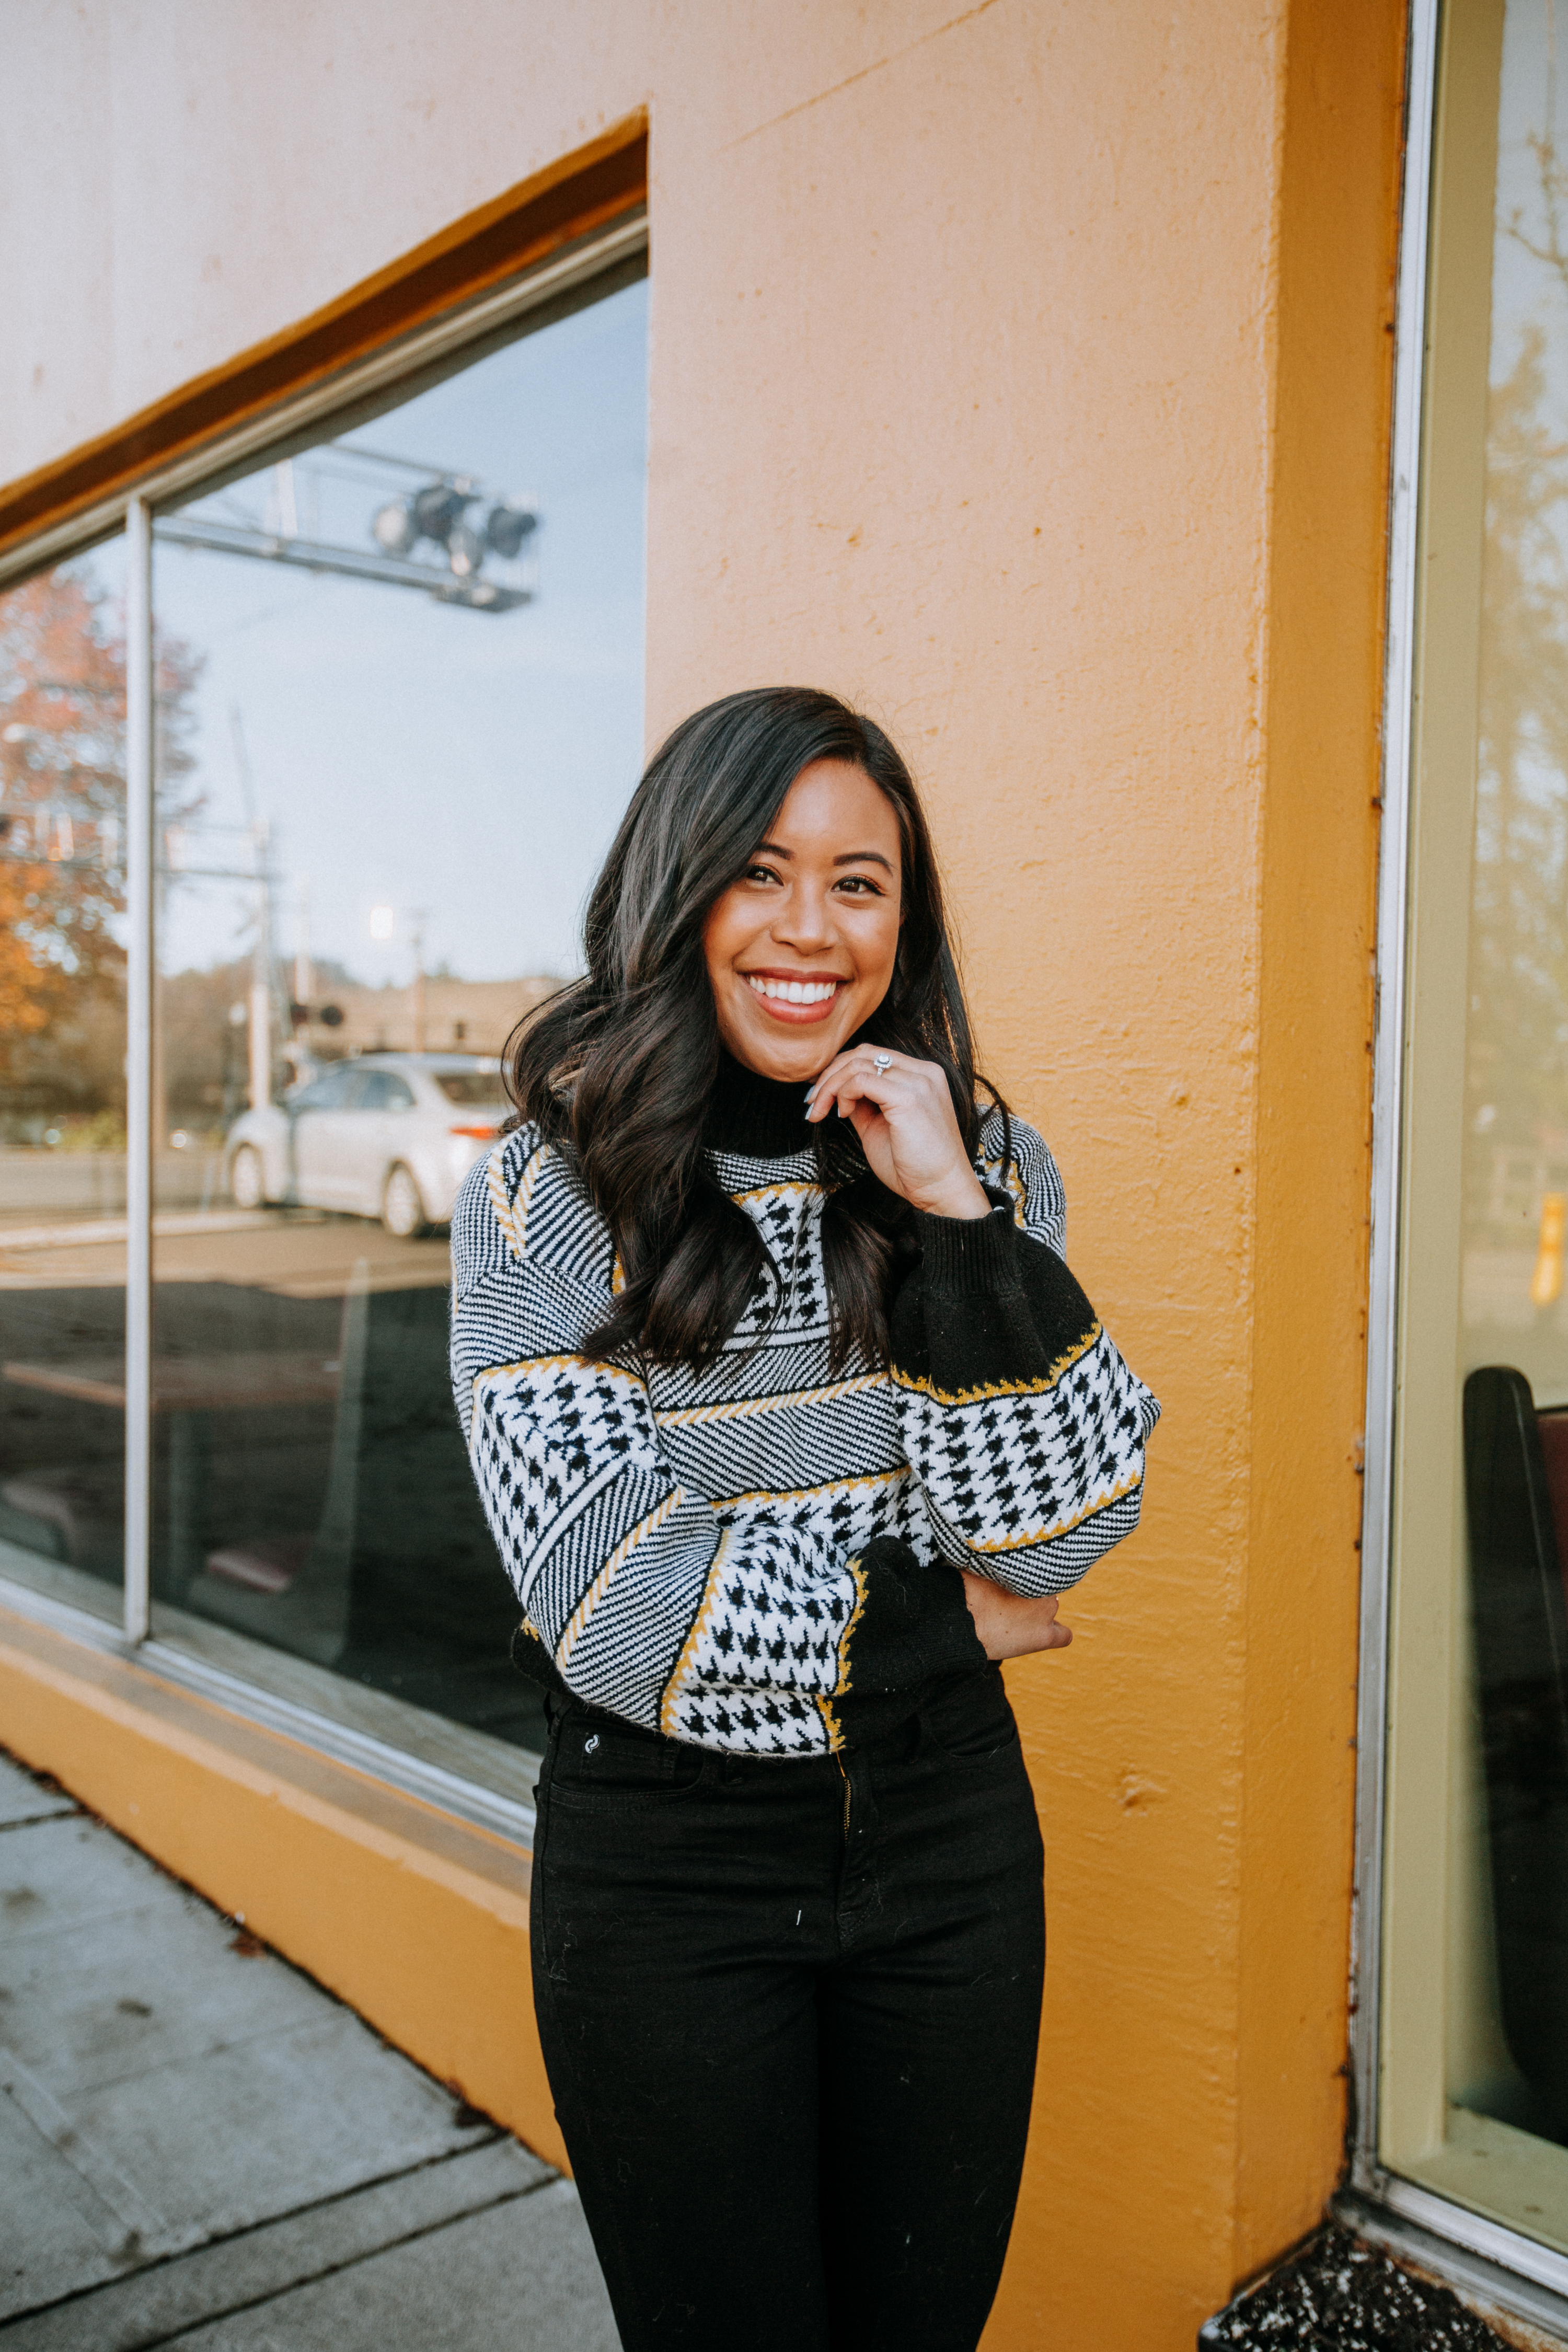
[0,205,648,1841]
[0,210,648,594]
[124,496,154,1643]
[1346,0,1568,2320]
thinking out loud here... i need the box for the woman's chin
[732,1041,826,1082]
[725,1008,850,1081]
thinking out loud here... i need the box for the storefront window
[0,542,128,1625]
[136,264,646,1777]
[1383,0,1568,2259]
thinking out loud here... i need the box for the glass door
[1381,0,1568,2265]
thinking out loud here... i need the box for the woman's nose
[772,886,834,951]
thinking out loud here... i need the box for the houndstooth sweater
[449,1057,1160,1757]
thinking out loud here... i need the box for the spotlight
[371,498,418,556]
[485,502,537,560]
[336,449,539,608]
[447,520,486,579]
[411,484,468,546]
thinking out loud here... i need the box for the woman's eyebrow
[750,841,893,873]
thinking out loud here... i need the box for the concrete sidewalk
[0,1748,619,2350]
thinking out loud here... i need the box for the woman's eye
[835,876,883,896]
[743,863,780,885]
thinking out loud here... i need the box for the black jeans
[529,1664,1046,2352]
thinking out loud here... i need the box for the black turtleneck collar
[704,1050,820,1158]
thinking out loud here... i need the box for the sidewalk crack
[131,2172,561,2349]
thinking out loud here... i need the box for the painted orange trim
[0,1604,564,2169]
[1233,0,1408,2289]
[0,116,647,568]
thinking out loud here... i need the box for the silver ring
[872,1053,892,1073]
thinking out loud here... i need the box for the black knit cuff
[913,1197,1021,1295]
[843,1536,987,1693]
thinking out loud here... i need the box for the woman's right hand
[961,1572,1073,1661]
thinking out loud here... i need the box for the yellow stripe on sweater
[472,1352,642,1394]
[660,1528,733,1736]
[890,1321,1102,1408]
[717,1467,908,1514]
[556,1488,685,1669]
[487,1135,550,1264]
[966,1467,1142,1553]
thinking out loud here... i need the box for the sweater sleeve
[451,1132,983,1755]
[889,1113,1160,1595]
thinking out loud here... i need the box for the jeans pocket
[920,1665,1022,1770]
[547,1711,711,1808]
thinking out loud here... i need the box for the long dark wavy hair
[507,687,1007,1373]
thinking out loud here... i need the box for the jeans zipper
[836,1754,851,1839]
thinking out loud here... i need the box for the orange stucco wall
[0,3,1406,2343]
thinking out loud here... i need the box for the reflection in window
[1416,0,1568,2256]
[146,265,647,1774]
[0,544,129,1621]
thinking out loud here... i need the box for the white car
[225,1052,509,1236]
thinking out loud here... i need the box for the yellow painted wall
[0,2,1407,2342]
[1240,0,1405,2281]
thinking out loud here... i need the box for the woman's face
[702,759,904,1083]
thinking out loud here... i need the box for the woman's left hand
[961,1573,1074,1659]
[805,1046,991,1220]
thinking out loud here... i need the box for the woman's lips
[742,973,846,1025]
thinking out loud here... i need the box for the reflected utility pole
[229,707,273,1112]
[411,910,428,1053]
[370,902,430,1052]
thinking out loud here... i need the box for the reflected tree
[1464,131,1568,1229]
[0,563,199,1128]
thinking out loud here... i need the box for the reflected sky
[152,278,648,987]
[1494,3,1568,390]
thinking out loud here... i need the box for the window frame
[1347,0,1568,2327]
[0,205,647,1847]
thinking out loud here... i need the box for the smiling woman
[706,758,996,1226]
[456,684,1160,2352]
[704,758,904,1055]
[509,688,1001,1373]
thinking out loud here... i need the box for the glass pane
[1394,0,1568,2251]
[148,269,647,1783]
[0,541,128,1624]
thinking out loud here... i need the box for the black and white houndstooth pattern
[898,1329,1155,1591]
[451,1107,1155,1754]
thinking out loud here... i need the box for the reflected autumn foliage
[0,560,198,1128]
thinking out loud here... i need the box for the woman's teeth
[746,976,840,1005]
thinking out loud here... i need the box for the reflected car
[225,1053,509,1236]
